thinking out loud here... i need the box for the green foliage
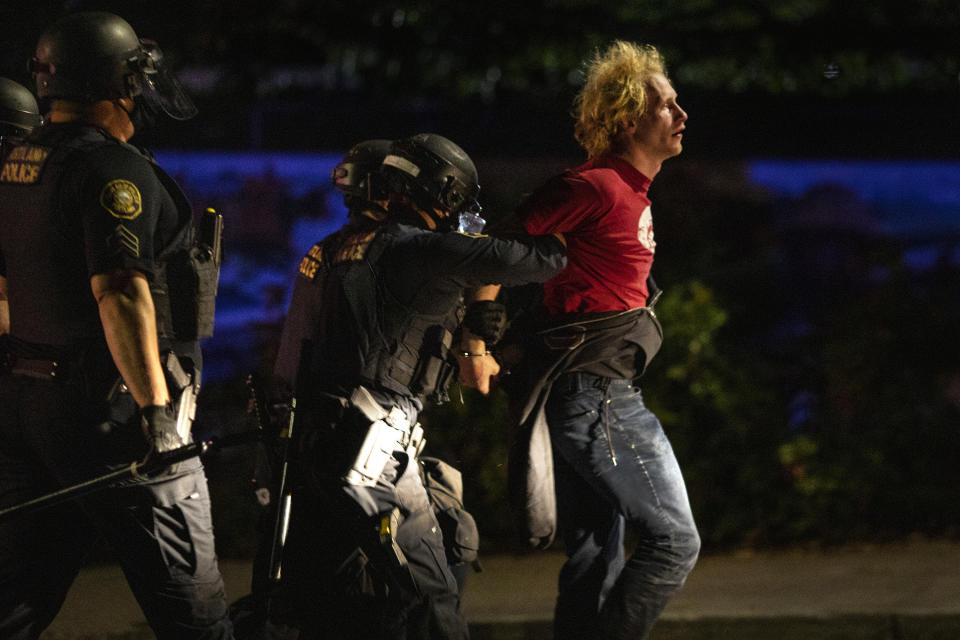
[136,0,960,99]
[768,253,960,543]
[423,161,960,553]
[642,281,794,549]
[192,158,960,558]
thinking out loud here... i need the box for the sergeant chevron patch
[109,223,141,258]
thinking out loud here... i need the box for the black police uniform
[266,213,566,639]
[0,123,233,639]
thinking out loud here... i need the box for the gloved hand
[463,300,507,345]
[141,404,185,455]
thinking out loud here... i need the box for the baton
[267,396,295,582]
[0,430,260,521]
[245,372,295,584]
[264,338,313,585]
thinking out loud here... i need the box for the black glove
[141,404,184,454]
[463,300,507,345]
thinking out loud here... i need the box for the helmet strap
[415,208,438,231]
[124,95,158,133]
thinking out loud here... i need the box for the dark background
[3,0,959,157]
[2,1,959,558]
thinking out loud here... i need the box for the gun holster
[95,352,197,456]
[341,386,425,488]
[161,351,198,444]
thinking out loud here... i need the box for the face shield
[134,39,197,120]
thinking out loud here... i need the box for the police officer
[235,140,481,638]
[0,77,41,350]
[233,139,400,636]
[264,133,566,639]
[0,77,41,154]
[0,12,233,639]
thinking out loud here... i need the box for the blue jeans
[545,372,700,640]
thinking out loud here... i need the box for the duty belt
[9,357,70,381]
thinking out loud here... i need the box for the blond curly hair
[573,41,667,158]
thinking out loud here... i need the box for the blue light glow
[747,159,960,235]
[153,152,960,381]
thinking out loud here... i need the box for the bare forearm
[466,285,501,304]
[93,272,169,408]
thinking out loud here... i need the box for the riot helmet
[29,11,197,121]
[381,133,481,231]
[0,77,41,142]
[331,138,392,208]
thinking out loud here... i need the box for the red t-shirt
[518,153,655,314]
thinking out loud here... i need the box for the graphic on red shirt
[637,204,656,252]
[518,154,654,314]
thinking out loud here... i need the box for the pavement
[40,538,960,639]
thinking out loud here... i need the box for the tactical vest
[148,172,221,342]
[0,126,124,345]
[275,222,461,404]
[0,125,217,347]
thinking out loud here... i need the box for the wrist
[142,403,171,416]
[141,403,176,426]
[461,334,487,355]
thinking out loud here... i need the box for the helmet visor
[136,39,197,120]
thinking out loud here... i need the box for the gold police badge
[99,179,143,220]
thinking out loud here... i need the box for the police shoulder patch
[298,242,324,280]
[99,179,143,220]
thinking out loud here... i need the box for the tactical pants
[546,372,701,640]
[267,447,469,639]
[0,373,234,639]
